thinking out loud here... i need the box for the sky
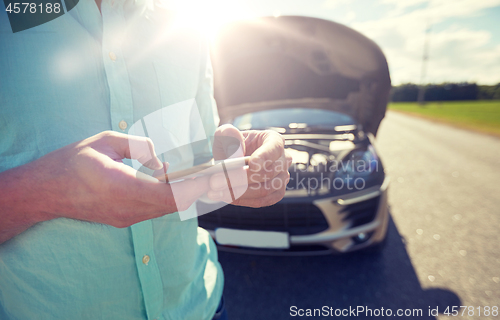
[176,0,500,85]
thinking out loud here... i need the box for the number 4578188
[443,306,498,317]
[5,2,61,14]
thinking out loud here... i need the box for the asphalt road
[217,111,500,320]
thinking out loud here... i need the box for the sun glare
[169,0,254,40]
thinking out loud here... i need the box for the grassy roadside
[388,100,500,137]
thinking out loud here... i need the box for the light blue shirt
[0,1,223,319]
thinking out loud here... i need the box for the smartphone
[154,156,250,183]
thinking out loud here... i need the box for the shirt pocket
[153,59,200,107]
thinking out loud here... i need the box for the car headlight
[335,145,379,179]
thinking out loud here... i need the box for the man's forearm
[0,131,214,243]
[0,163,54,244]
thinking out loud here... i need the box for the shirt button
[118,120,127,130]
[109,51,117,61]
[142,255,150,265]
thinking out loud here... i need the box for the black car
[198,16,391,255]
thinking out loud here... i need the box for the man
[0,1,291,319]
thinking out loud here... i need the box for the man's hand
[208,125,292,207]
[0,131,210,243]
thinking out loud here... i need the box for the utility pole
[418,23,431,106]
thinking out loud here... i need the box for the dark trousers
[212,296,228,320]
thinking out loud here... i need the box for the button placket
[101,1,133,134]
[101,3,164,319]
[130,222,165,320]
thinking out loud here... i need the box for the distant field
[388,100,500,136]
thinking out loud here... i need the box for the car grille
[339,196,380,228]
[198,202,329,236]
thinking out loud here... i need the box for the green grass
[388,100,500,136]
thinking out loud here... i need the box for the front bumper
[203,176,390,255]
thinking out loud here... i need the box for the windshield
[232,108,356,130]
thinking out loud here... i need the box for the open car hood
[211,16,391,135]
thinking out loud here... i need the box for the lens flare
[168,0,254,40]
